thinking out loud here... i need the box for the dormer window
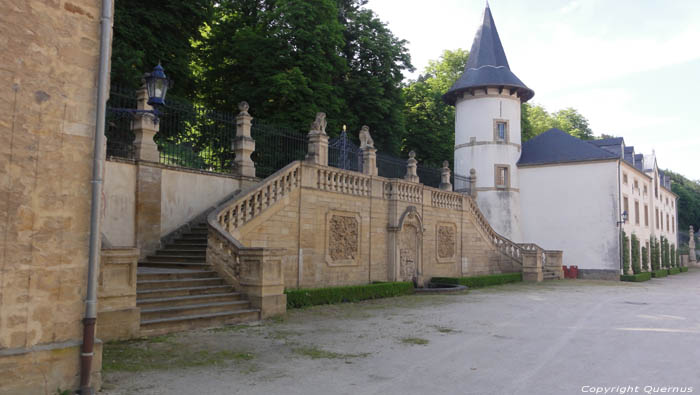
[493,120,509,142]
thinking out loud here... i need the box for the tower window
[493,120,509,142]
[495,165,509,188]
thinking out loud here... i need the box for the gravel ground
[101,270,700,395]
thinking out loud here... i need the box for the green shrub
[622,231,631,274]
[631,234,641,274]
[652,269,668,278]
[620,272,652,282]
[641,246,649,272]
[661,236,670,269]
[680,267,689,272]
[431,273,522,288]
[650,237,661,271]
[671,244,677,268]
[285,282,414,308]
[668,267,681,275]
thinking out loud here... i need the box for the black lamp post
[617,211,628,226]
[108,63,171,122]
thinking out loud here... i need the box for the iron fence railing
[328,130,362,172]
[105,86,137,159]
[251,120,307,179]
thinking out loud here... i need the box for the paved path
[103,270,700,395]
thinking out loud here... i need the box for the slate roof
[589,137,624,147]
[443,4,534,105]
[518,129,620,166]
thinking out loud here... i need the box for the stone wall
[0,0,105,392]
[217,162,523,292]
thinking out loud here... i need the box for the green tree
[642,245,649,272]
[631,234,641,274]
[666,169,700,232]
[521,103,555,141]
[661,236,670,269]
[199,0,412,153]
[671,244,677,268]
[552,108,594,140]
[402,49,469,166]
[111,0,214,98]
[622,231,631,274]
[651,237,660,271]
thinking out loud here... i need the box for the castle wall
[0,0,106,392]
[520,160,620,278]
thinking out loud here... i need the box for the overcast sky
[368,0,700,180]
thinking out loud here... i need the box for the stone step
[139,309,260,337]
[155,249,206,257]
[137,292,244,309]
[140,300,251,321]
[177,236,208,243]
[162,244,208,251]
[137,277,224,290]
[137,270,217,282]
[137,284,234,299]
[139,261,210,270]
[146,255,206,263]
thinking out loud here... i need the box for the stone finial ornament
[310,112,327,135]
[359,125,374,149]
[439,161,452,191]
[238,101,250,114]
[405,151,419,183]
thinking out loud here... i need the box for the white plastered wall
[519,160,620,271]
[103,161,137,246]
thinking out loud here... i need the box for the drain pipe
[80,0,112,393]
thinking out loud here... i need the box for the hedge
[652,269,668,278]
[431,273,522,288]
[620,272,652,282]
[668,267,681,275]
[680,267,689,272]
[285,282,414,308]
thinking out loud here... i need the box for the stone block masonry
[0,0,106,392]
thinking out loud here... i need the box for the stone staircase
[136,223,260,336]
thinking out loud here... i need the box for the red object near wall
[562,265,579,279]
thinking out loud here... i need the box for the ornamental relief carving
[326,211,361,266]
[437,223,457,262]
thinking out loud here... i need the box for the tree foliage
[666,169,700,234]
[111,0,213,98]
[521,104,594,141]
[622,231,631,274]
[198,0,412,153]
[631,234,641,274]
[402,49,469,166]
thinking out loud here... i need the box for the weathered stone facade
[0,0,105,392]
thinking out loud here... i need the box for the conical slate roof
[443,4,534,104]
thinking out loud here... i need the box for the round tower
[443,4,534,243]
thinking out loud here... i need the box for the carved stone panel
[437,223,457,263]
[399,223,419,281]
[326,210,361,266]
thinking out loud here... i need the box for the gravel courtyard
[101,270,700,395]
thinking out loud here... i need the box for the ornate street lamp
[617,211,628,226]
[108,63,171,122]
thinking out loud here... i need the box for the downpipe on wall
[80,0,113,393]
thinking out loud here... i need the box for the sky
[367,0,700,180]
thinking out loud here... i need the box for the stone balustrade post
[469,168,477,198]
[238,248,286,318]
[133,85,160,162]
[232,101,256,177]
[522,249,543,282]
[439,161,452,191]
[544,250,564,279]
[359,126,378,176]
[306,112,329,166]
[689,226,696,265]
[404,151,419,183]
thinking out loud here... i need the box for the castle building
[446,4,679,279]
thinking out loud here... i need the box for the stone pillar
[98,248,140,341]
[689,226,696,265]
[359,125,378,176]
[232,101,256,177]
[545,250,564,279]
[469,168,477,198]
[135,164,162,259]
[439,161,452,191]
[404,151,419,183]
[238,248,287,318]
[133,85,160,162]
[522,249,543,282]
[306,112,329,166]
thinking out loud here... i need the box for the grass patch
[103,339,253,372]
[432,325,458,334]
[400,337,429,345]
[651,269,668,278]
[680,267,689,272]
[286,282,414,308]
[431,273,522,289]
[668,267,681,275]
[292,346,370,359]
[620,272,652,282]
